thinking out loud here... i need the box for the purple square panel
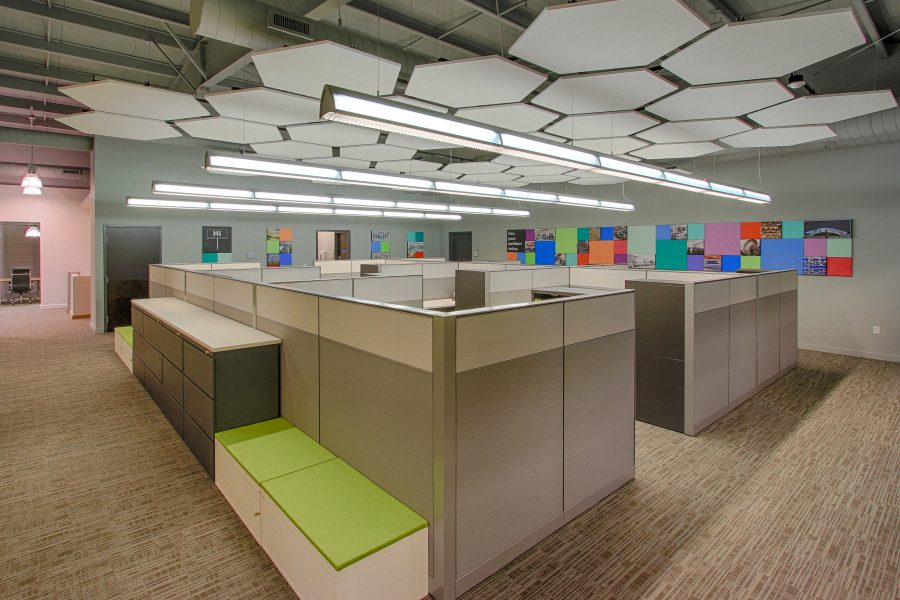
[804,238,827,256]
[705,222,741,255]
[687,255,704,270]
[525,229,535,241]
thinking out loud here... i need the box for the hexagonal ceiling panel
[506,164,572,176]
[720,126,836,148]
[385,133,461,151]
[442,161,510,175]
[516,175,576,184]
[662,9,866,85]
[307,156,372,169]
[250,140,333,160]
[340,144,417,161]
[455,103,559,132]
[375,159,445,173]
[490,155,544,167]
[56,112,181,140]
[544,111,659,139]
[176,117,282,144]
[252,40,401,98]
[287,122,380,146]
[509,0,708,74]
[748,90,897,127]
[205,88,319,126]
[630,142,723,159]
[637,118,751,143]
[459,173,522,183]
[405,56,545,108]
[60,80,208,120]
[414,170,462,180]
[574,136,649,155]
[645,80,795,121]
[532,69,678,114]
[385,95,449,113]
[568,175,628,186]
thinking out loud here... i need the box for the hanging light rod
[318,85,772,205]
[203,153,634,211]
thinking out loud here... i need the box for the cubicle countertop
[531,286,625,298]
[132,297,280,352]
[449,287,634,318]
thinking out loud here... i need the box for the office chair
[7,268,36,304]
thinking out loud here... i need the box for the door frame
[103,225,161,332]
[316,229,351,261]
[448,231,473,262]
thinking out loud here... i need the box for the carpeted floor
[0,306,897,599]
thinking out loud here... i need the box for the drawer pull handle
[254,512,260,517]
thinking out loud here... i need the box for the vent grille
[269,10,313,40]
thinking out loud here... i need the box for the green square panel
[782,221,804,239]
[555,228,578,253]
[627,225,656,254]
[218,253,232,263]
[577,227,590,241]
[266,239,279,253]
[655,239,688,270]
[687,223,705,239]
[741,256,761,270]
[406,231,417,242]
[202,252,218,263]
[381,241,391,252]
[827,238,852,257]
[525,252,536,265]
[415,231,424,243]
[565,253,578,266]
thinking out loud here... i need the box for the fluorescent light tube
[492,208,530,217]
[340,170,434,189]
[663,172,710,190]
[396,201,449,211]
[425,213,462,220]
[324,89,501,145]
[333,198,396,208]
[383,211,425,219]
[598,157,662,181]
[128,198,208,209]
[558,196,600,207]
[435,181,504,197]
[334,208,383,216]
[501,134,599,167]
[277,206,335,214]
[743,190,772,203]
[448,205,492,214]
[207,154,340,180]
[503,189,557,202]
[599,200,636,211]
[209,202,276,212]
[709,182,744,196]
[153,182,253,199]
[255,192,332,204]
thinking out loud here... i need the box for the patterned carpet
[0,306,897,599]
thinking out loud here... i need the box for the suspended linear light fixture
[25,225,41,237]
[318,86,772,204]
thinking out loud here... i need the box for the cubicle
[145,262,636,600]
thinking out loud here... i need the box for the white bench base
[114,334,133,373]
[215,441,428,600]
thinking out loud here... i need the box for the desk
[0,276,41,302]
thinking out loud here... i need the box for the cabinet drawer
[184,413,214,476]
[133,332,162,380]
[145,317,183,369]
[146,371,183,437]
[133,356,146,386]
[184,378,214,438]
[183,340,214,398]
[131,307,144,334]
[162,357,184,406]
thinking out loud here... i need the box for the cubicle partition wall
[145,262,636,600]
[455,266,571,309]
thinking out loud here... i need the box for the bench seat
[215,419,428,600]
[114,326,133,373]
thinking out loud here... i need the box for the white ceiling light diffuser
[209,202,276,212]
[318,86,770,204]
[153,182,253,199]
[127,198,210,209]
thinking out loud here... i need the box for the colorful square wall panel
[371,241,381,253]
[722,255,741,272]
[656,239,688,270]
[507,252,518,261]
[802,256,827,275]
[279,253,293,266]
[535,240,555,265]
[565,253,578,266]
[517,252,526,263]
[613,240,628,255]
[613,226,628,240]
[687,223,704,239]
[687,255,704,270]
[760,239,803,271]
[202,252,219,263]
[589,240,614,265]
[525,252,536,265]
[600,226,614,241]
[577,227,590,241]
[628,225,656,254]
[741,256,760,270]
[555,228,578,253]
[381,241,391,252]
[827,257,852,276]
[614,253,627,265]
[740,222,761,239]
[761,221,781,239]
[671,224,687,240]
[827,238,852,257]
[781,221,804,239]
[704,255,722,271]
[740,238,761,256]
[525,229,536,241]
[577,253,589,265]
[705,222,740,255]
[804,238,826,256]
[804,220,851,238]
[576,241,589,255]
[656,224,671,240]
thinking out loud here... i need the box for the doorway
[316,230,350,261]
[448,231,473,262]
[0,221,41,304]
[104,225,161,330]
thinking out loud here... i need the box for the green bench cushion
[216,418,335,485]
[262,459,428,571]
[115,326,133,347]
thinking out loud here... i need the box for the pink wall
[0,185,91,310]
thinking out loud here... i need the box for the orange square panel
[577,253,590,265]
[740,221,761,239]
[589,240,614,264]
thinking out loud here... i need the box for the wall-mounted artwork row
[407,231,425,258]
[371,230,391,259]
[266,227,293,267]
[506,220,852,276]
[201,225,232,263]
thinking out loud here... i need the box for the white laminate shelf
[132,297,280,353]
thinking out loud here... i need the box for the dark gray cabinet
[132,302,280,477]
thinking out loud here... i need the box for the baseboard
[799,343,899,363]
[39,303,66,309]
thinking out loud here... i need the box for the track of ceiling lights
[203,154,636,211]
[318,86,773,205]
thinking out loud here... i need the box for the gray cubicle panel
[185,271,215,310]
[455,269,488,310]
[352,275,424,307]
[261,266,322,283]
[422,262,457,301]
[278,278,354,296]
[213,268,262,282]
[212,276,255,326]
[570,265,648,289]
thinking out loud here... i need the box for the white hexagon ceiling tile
[509,0,708,74]
[630,142,724,159]
[204,88,320,126]
[404,56,545,108]
[250,140,333,160]
[442,161,511,175]
[544,111,659,139]
[636,118,751,144]
[645,80,795,121]
[515,175,576,184]
[385,133,462,151]
[57,112,182,141]
[176,117,282,144]
[287,122,380,146]
[455,103,559,132]
[532,69,677,114]
[307,156,372,169]
[748,90,897,127]
[573,137,649,155]
[375,159,445,173]
[662,9,866,85]
[720,125,837,148]
[339,144,417,161]
[60,80,208,121]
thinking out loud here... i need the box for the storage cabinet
[131,297,280,477]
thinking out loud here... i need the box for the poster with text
[202,226,232,263]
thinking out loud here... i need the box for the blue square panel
[371,241,380,252]
[516,252,526,264]
[722,255,741,272]
[600,226,614,241]
[279,253,293,266]
[535,240,556,265]
[760,239,803,271]
[656,224,671,240]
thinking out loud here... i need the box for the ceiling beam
[704,0,739,22]
[452,0,526,32]
[0,125,92,149]
[0,115,82,136]
[0,0,197,50]
[79,0,190,27]
[0,27,179,77]
[850,0,890,58]
[0,57,95,84]
[347,0,493,56]
[0,73,67,96]
[0,94,82,115]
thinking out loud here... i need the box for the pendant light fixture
[21,142,42,196]
[25,225,41,238]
